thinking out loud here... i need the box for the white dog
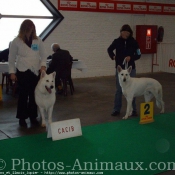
[35,70,56,127]
[117,65,164,119]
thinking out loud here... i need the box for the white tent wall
[1,0,175,84]
[46,0,175,78]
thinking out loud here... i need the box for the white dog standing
[35,70,56,127]
[117,65,164,119]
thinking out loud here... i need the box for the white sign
[133,5,147,11]
[117,4,131,11]
[47,118,82,141]
[99,3,114,10]
[60,1,77,8]
[80,2,97,9]
[146,36,151,49]
[149,5,161,12]
[164,6,175,13]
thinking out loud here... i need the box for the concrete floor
[0,72,175,175]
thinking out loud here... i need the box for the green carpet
[0,113,175,175]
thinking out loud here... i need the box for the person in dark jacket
[107,24,141,116]
[47,43,73,92]
[0,48,9,62]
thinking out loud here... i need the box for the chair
[2,72,11,93]
[1,72,17,95]
[61,76,74,96]
[61,63,74,96]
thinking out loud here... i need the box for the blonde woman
[9,19,47,127]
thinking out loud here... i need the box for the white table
[71,60,87,72]
[0,60,87,73]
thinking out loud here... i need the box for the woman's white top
[8,37,47,75]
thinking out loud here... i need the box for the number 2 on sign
[144,103,150,115]
[140,102,154,124]
[140,102,153,119]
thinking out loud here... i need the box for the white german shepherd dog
[35,70,56,127]
[117,65,164,119]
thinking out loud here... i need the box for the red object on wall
[136,25,157,54]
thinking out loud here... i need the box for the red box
[136,25,157,54]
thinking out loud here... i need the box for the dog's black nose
[123,78,126,82]
[50,86,54,89]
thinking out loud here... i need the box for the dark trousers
[16,69,39,120]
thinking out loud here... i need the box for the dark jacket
[47,48,73,80]
[107,36,141,69]
[0,48,9,62]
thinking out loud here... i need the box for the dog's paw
[122,116,128,120]
[129,111,132,116]
[41,123,46,127]
[48,120,52,124]
[160,110,164,114]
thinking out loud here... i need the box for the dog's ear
[52,71,56,78]
[117,65,122,73]
[127,66,132,74]
[40,70,46,78]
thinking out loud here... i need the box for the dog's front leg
[48,106,54,124]
[39,107,46,127]
[123,98,132,120]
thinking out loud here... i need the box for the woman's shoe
[19,119,27,127]
[111,111,120,116]
[131,111,138,117]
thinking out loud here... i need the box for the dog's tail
[156,100,161,109]
[156,87,163,109]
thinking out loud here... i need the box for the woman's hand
[40,66,46,73]
[125,56,131,62]
[10,73,17,82]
